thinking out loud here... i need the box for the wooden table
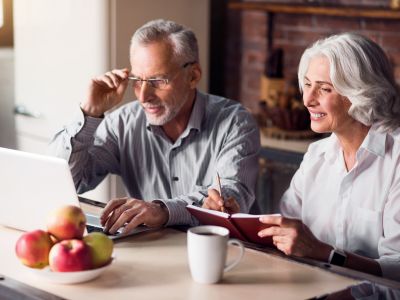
[0,224,360,300]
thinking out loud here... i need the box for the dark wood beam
[229,2,400,19]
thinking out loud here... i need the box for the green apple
[83,232,113,268]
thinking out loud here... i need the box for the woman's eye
[321,88,332,93]
[304,83,311,88]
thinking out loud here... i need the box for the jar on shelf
[391,0,400,10]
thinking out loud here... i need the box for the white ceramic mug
[187,225,244,284]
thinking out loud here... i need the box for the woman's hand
[258,215,332,261]
[202,188,240,214]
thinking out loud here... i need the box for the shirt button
[77,122,82,126]
[66,146,70,150]
[172,176,179,181]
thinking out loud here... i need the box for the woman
[203,33,400,281]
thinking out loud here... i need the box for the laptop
[0,147,150,240]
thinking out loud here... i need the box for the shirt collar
[146,90,206,133]
[359,124,386,157]
[321,134,341,163]
[318,124,387,162]
[186,90,206,132]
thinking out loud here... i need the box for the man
[50,19,260,234]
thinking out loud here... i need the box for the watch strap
[328,248,347,266]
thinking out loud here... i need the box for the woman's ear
[189,63,202,89]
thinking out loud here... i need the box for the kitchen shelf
[228,2,400,19]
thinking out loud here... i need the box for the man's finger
[208,188,222,200]
[224,196,240,213]
[116,77,129,95]
[100,197,128,225]
[92,78,113,90]
[100,74,116,89]
[104,72,119,87]
[204,197,222,211]
[103,211,115,231]
[122,213,145,234]
[207,188,224,207]
[107,205,140,234]
[104,208,125,232]
[202,197,211,209]
[112,68,129,79]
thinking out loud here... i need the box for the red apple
[83,232,113,268]
[49,239,92,272]
[47,205,86,240]
[15,229,54,269]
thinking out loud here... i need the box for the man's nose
[136,81,153,103]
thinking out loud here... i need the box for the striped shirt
[49,91,260,226]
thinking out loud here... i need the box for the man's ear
[189,63,202,89]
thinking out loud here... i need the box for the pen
[216,172,224,212]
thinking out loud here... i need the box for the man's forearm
[49,107,103,189]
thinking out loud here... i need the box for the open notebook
[187,205,279,247]
[0,147,149,240]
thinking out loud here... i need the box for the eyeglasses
[128,61,197,90]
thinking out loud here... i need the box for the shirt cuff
[154,199,198,227]
[73,107,103,141]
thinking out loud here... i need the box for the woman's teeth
[311,113,326,118]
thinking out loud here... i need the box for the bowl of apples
[15,205,114,284]
[25,256,114,285]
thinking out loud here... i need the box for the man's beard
[144,93,189,126]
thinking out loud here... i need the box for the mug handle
[224,239,245,272]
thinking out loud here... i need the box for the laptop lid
[0,147,80,231]
[0,147,153,240]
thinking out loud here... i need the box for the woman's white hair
[130,19,198,65]
[298,32,400,132]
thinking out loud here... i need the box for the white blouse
[280,125,400,281]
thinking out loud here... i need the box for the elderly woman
[204,33,400,281]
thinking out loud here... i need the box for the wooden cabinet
[254,136,310,214]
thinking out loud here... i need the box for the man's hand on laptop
[100,197,169,235]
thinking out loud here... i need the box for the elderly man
[50,19,260,234]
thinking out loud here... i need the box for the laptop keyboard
[85,213,151,240]
[86,224,120,237]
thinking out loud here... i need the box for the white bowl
[24,258,114,284]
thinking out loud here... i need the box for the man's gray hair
[130,19,199,65]
[298,32,400,132]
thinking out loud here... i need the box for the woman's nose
[303,87,317,107]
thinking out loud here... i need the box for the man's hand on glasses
[80,68,130,118]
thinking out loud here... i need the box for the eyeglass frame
[128,61,197,90]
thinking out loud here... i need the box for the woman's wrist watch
[328,248,347,266]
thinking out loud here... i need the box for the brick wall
[224,0,400,112]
